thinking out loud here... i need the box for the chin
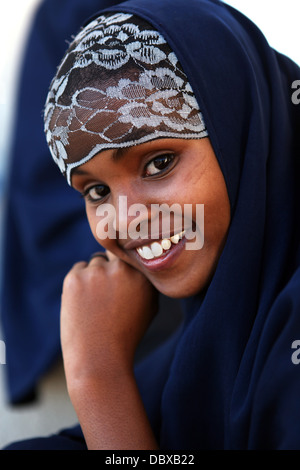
[152,279,206,299]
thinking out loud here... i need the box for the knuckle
[63,271,79,291]
[63,265,85,290]
[85,266,104,283]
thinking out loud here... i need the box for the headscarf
[44,13,208,185]
[46,0,300,450]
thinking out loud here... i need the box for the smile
[136,230,185,260]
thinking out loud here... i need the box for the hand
[60,251,159,390]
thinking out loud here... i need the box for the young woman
[5,0,300,450]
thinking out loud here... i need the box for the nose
[113,194,150,240]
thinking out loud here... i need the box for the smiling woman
[71,137,228,298]
[4,0,300,451]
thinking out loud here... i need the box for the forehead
[71,136,213,183]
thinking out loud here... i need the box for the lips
[126,229,187,274]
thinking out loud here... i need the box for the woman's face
[71,137,230,298]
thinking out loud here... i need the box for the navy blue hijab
[4,0,300,450]
[98,0,300,449]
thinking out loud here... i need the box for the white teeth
[161,239,171,250]
[137,246,154,260]
[136,230,185,260]
[151,242,163,257]
[170,234,180,244]
[137,247,144,257]
[142,246,155,260]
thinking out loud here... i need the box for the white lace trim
[44,13,208,183]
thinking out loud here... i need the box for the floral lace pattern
[44,13,208,185]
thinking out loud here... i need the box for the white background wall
[0,0,41,179]
[224,0,300,65]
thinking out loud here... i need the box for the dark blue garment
[4,424,87,450]
[0,0,122,404]
[3,0,300,450]
[4,330,180,450]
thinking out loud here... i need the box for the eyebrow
[112,146,133,161]
[71,147,133,177]
[71,167,91,176]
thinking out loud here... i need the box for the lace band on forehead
[44,12,208,185]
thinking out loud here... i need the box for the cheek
[187,168,230,250]
[86,208,96,237]
[206,173,230,229]
[86,209,116,251]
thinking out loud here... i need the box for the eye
[82,184,110,203]
[144,154,176,177]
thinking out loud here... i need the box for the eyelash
[81,153,176,203]
[80,185,109,203]
[143,153,176,177]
